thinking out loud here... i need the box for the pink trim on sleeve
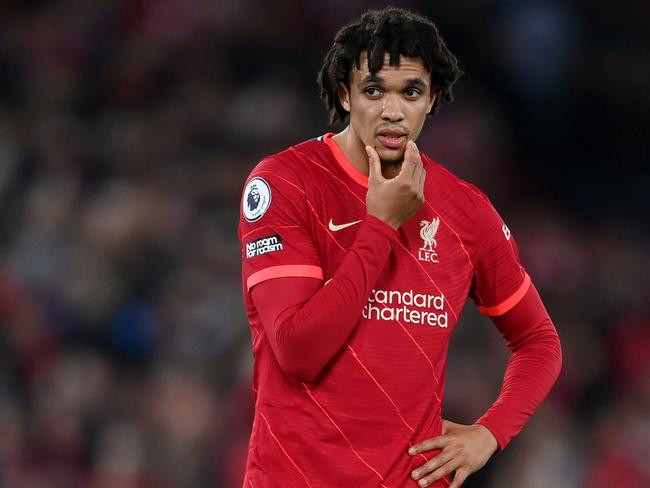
[247,265,323,291]
[478,273,531,316]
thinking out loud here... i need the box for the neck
[332,127,368,176]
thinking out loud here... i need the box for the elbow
[536,326,563,382]
[272,318,328,383]
[552,329,563,378]
[285,369,320,384]
[513,325,563,380]
[275,354,323,383]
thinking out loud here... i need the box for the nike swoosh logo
[328,219,362,232]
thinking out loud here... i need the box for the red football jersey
[238,133,530,487]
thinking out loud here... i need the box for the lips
[377,134,406,149]
[376,132,407,150]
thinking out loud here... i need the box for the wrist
[366,212,401,230]
[364,214,401,237]
[474,423,499,455]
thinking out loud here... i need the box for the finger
[448,468,470,488]
[365,145,383,181]
[411,449,454,480]
[418,457,461,487]
[409,140,422,179]
[411,163,424,200]
[417,165,426,197]
[397,140,418,179]
[409,436,449,455]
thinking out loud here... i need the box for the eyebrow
[405,77,429,89]
[360,73,384,85]
[358,74,429,89]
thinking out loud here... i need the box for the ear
[428,90,439,114]
[338,83,351,113]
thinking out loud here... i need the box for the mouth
[376,130,407,150]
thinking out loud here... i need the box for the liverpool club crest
[418,217,440,263]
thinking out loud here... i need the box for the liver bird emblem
[420,217,440,251]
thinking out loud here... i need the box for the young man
[238,7,561,488]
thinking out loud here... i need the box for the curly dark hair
[317,7,462,125]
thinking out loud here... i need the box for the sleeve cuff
[363,214,400,240]
[475,418,507,451]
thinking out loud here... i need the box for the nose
[381,94,404,122]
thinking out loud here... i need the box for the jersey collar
[323,132,369,188]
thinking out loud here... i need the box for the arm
[251,215,398,382]
[409,282,562,487]
[251,141,426,382]
[476,281,562,448]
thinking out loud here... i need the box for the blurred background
[0,0,648,487]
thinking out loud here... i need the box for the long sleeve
[475,283,562,449]
[251,215,398,382]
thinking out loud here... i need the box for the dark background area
[0,1,648,487]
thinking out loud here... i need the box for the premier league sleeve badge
[242,177,272,222]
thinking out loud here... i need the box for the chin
[379,150,404,166]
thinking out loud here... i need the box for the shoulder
[241,137,328,222]
[421,153,491,211]
[247,136,329,182]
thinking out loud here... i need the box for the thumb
[441,419,454,435]
[442,420,464,435]
[365,145,383,181]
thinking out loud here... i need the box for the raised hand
[408,420,499,487]
[365,140,426,230]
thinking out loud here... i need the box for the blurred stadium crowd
[0,1,647,487]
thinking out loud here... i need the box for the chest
[304,177,475,311]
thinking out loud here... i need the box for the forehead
[352,52,430,82]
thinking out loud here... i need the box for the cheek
[408,103,430,126]
[350,104,376,129]
[409,99,431,115]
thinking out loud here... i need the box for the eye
[364,87,382,97]
[405,88,422,98]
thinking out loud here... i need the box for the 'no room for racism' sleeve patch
[246,234,283,259]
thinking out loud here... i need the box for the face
[339,53,437,166]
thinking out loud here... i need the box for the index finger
[398,140,421,179]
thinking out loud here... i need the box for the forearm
[252,215,398,382]
[476,285,562,449]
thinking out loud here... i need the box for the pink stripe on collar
[323,133,369,188]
